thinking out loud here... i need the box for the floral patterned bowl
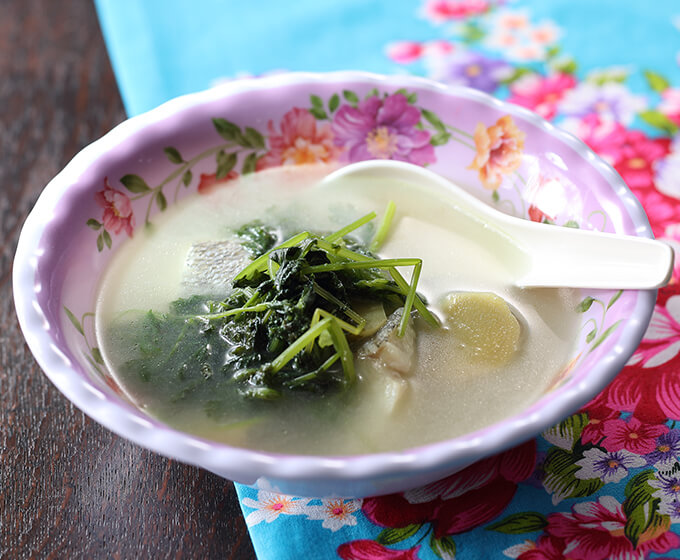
[13,72,656,498]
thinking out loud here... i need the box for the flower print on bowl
[425,49,513,93]
[331,93,436,165]
[544,496,679,560]
[421,0,491,24]
[469,114,525,190]
[256,107,341,170]
[507,73,576,120]
[197,170,238,195]
[559,82,647,125]
[95,177,135,237]
[573,448,646,484]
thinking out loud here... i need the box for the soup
[95,165,579,455]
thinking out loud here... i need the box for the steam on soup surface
[95,165,579,455]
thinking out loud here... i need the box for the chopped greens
[113,205,438,403]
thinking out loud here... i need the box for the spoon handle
[509,221,674,289]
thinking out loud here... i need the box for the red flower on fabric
[197,170,238,195]
[517,535,565,560]
[580,404,618,446]
[337,540,420,560]
[600,416,669,454]
[591,284,680,423]
[545,496,678,560]
[94,177,135,237]
[508,73,576,120]
[361,440,536,538]
[423,0,490,23]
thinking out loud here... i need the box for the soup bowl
[13,71,656,498]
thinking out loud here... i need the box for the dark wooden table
[0,1,256,557]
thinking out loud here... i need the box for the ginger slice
[443,292,521,365]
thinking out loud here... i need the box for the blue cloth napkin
[96,1,680,558]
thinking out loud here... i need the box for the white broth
[95,165,579,455]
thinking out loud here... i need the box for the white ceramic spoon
[320,160,674,290]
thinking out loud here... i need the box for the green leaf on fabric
[430,534,456,559]
[625,499,663,548]
[486,512,548,534]
[644,70,670,93]
[543,447,604,504]
[329,93,340,113]
[543,413,589,451]
[64,306,84,335]
[624,470,657,515]
[576,297,595,312]
[120,174,151,193]
[638,110,679,135]
[163,146,184,164]
[376,524,422,545]
[460,21,484,44]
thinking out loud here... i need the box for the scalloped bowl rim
[13,71,656,486]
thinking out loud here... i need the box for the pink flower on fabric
[337,540,420,560]
[422,0,490,23]
[507,73,576,120]
[331,93,435,165]
[659,88,680,126]
[386,41,425,64]
[257,107,341,170]
[600,416,669,454]
[576,114,670,190]
[94,177,135,237]
[362,440,536,538]
[546,496,679,560]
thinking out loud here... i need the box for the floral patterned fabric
[96,1,680,558]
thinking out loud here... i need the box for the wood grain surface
[0,1,256,557]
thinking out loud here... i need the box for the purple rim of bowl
[13,71,656,487]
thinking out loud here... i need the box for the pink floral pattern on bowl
[13,72,655,499]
